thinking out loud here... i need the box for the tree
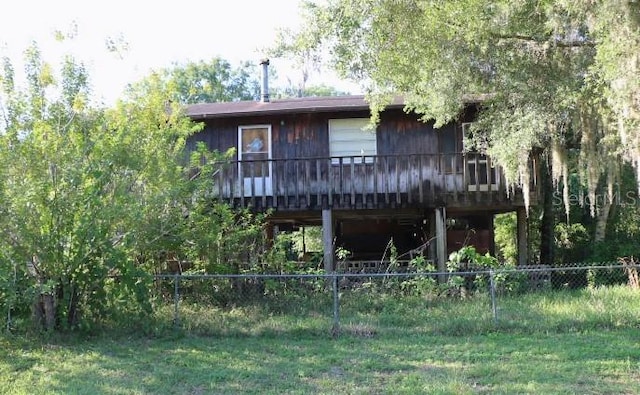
[274,82,349,99]
[123,64,272,273]
[129,57,261,105]
[0,43,197,330]
[276,0,640,245]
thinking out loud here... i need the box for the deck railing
[210,153,533,210]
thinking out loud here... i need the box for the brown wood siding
[189,111,376,159]
[187,109,459,159]
[186,108,535,212]
[273,113,330,159]
[377,109,441,156]
[187,118,237,154]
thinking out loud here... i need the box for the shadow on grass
[1,332,469,394]
[4,285,640,393]
[3,286,640,394]
[3,324,640,394]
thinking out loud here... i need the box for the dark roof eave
[188,104,406,120]
[185,95,407,120]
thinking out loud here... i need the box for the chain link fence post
[489,269,498,325]
[173,274,180,329]
[332,272,340,337]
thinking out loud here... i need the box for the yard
[2,285,640,394]
[2,330,639,394]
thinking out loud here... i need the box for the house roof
[186,95,406,120]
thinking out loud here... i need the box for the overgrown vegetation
[0,44,271,333]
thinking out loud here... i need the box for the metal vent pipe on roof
[260,58,270,103]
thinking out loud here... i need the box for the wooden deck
[210,153,535,211]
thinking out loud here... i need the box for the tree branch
[491,33,596,48]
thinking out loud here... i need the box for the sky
[0,0,359,104]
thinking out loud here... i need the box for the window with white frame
[238,125,271,178]
[328,118,376,164]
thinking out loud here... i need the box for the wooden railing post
[395,156,401,205]
[305,159,311,207]
[315,158,322,207]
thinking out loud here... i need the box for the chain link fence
[4,261,638,334]
[150,262,640,337]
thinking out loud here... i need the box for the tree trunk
[539,159,555,265]
[33,293,56,331]
[66,285,80,327]
[33,278,57,331]
[594,200,612,242]
[42,293,56,331]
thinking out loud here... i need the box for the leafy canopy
[0,42,199,330]
[127,57,261,104]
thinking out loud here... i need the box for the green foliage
[0,259,31,332]
[494,212,517,266]
[335,246,352,261]
[0,42,266,332]
[128,57,260,105]
[293,226,323,257]
[447,246,501,270]
[590,165,640,261]
[554,222,591,264]
[543,162,640,265]
[180,146,269,275]
[274,83,350,99]
[446,246,523,295]
[397,256,439,296]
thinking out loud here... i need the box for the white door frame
[238,124,272,196]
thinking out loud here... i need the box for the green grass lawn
[1,287,640,394]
